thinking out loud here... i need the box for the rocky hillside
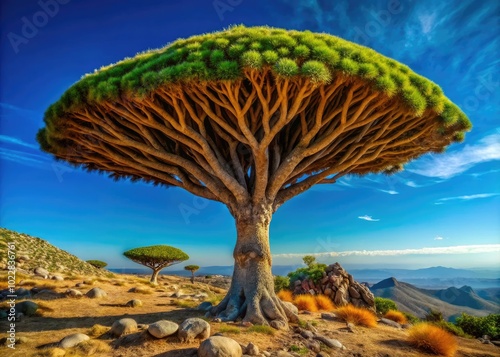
[0,227,107,277]
[370,277,499,321]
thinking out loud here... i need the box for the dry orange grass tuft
[65,339,112,356]
[293,294,318,312]
[408,323,457,357]
[384,310,407,324]
[315,294,335,311]
[277,290,294,302]
[335,305,377,327]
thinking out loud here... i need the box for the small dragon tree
[184,264,200,284]
[86,259,107,269]
[123,245,189,284]
[37,26,470,329]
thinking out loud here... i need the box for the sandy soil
[0,273,498,357]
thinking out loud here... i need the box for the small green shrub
[274,275,290,292]
[374,297,398,315]
[425,309,444,322]
[247,325,275,335]
[218,325,241,334]
[455,313,500,338]
[174,300,197,308]
[86,260,107,269]
[431,320,471,338]
[403,312,421,324]
[287,256,326,284]
[289,345,309,355]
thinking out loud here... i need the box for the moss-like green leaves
[376,76,397,97]
[274,58,299,77]
[402,86,427,115]
[210,49,225,65]
[217,61,240,80]
[339,58,359,75]
[293,44,310,58]
[358,63,378,79]
[42,25,470,135]
[123,245,189,263]
[301,61,331,83]
[184,264,200,272]
[262,50,279,64]
[241,50,263,69]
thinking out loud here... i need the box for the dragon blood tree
[37,26,470,329]
[123,245,189,284]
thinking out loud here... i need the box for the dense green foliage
[302,255,316,268]
[86,260,107,269]
[123,245,189,266]
[184,265,200,272]
[425,309,444,322]
[403,312,421,325]
[374,297,399,315]
[455,313,500,338]
[431,320,471,338]
[274,275,291,292]
[40,25,470,148]
[287,257,327,285]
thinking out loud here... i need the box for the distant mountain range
[370,277,500,321]
[110,264,500,289]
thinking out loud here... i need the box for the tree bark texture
[211,204,298,329]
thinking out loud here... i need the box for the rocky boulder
[110,318,137,337]
[15,301,38,316]
[85,287,107,299]
[178,317,210,342]
[34,267,49,279]
[198,336,242,357]
[59,333,90,348]
[125,299,142,307]
[292,262,375,311]
[148,320,179,338]
[65,289,83,298]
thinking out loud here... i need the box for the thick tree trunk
[211,205,298,329]
[190,272,194,284]
[150,269,160,285]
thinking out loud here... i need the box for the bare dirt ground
[0,272,498,357]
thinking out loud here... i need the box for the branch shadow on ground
[152,348,198,357]
[379,338,413,352]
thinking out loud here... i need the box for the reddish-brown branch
[55,73,448,214]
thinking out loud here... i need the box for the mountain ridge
[370,277,499,321]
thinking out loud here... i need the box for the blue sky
[1,0,499,271]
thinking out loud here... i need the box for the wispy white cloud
[358,215,379,222]
[0,102,37,115]
[0,148,48,167]
[273,244,500,258]
[409,134,500,179]
[405,180,419,188]
[470,169,500,178]
[435,193,499,204]
[379,189,399,195]
[0,135,38,149]
[434,236,444,240]
[418,13,437,35]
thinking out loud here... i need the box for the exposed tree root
[211,282,298,330]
